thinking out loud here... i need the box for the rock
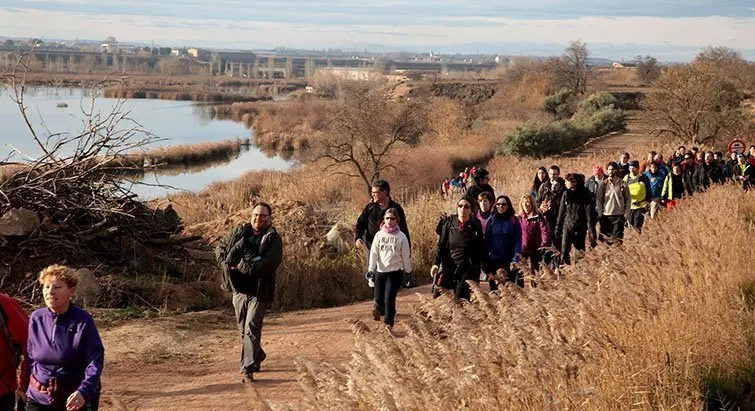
[0,208,40,236]
[324,223,350,255]
[75,268,102,307]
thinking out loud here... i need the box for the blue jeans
[373,270,403,326]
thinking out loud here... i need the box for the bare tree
[551,41,590,94]
[644,62,748,144]
[635,55,661,84]
[318,85,426,193]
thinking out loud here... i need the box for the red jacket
[518,212,551,253]
[0,293,29,396]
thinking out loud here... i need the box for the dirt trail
[562,111,653,158]
[100,285,432,410]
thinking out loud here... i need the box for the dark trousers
[486,259,523,290]
[588,210,598,248]
[0,393,14,411]
[561,227,587,265]
[599,215,625,243]
[519,252,542,287]
[628,208,646,232]
[232,293,266,375]
[373,270,403,326]
[26,399,97,411]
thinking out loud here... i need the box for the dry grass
[0,163,30,183]
[296,185,755,409]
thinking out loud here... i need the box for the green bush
[498,121,588,158]
[541,88,577,119]
[501,91,626,158]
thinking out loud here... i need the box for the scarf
[382,223,400,235]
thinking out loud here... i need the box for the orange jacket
[0,293,29,396]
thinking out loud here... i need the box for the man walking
[644,161,667,220]
[0,292,29,411]
[585,165,605,248]
[355,180,412,287]
[222,203,283,383]
[596,162,630,244]
[624,160,651,233]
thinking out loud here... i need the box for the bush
[498,121,588,158]
[500,91,626,158]
[541,88,577,119]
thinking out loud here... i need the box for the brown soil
[100,285,431,410]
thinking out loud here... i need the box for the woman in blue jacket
[485,195,522,289]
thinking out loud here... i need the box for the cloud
[1,5,754,60]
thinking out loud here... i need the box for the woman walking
[661,162,693,210]
[485,195,522,289]
[530,167,549,201]
[430,197,486,301]
[26,265,104,411]
[368,208,412,330]
[517,193,551,278]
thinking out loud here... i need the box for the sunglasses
[457,204,471,209]
[495,203,507,207]
[384,216,396,221]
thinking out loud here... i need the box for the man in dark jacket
[465,168,495,201]
[223,202,283,383]
[692,151,710,192]
[355,180,412,287]
[557,173,594,265]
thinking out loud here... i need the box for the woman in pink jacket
[517,193,551,278]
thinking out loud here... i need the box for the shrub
[541,88,577,119]
[501,91,626,157]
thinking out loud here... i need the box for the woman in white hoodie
[368,208,412,329]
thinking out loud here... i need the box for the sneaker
[368,278,375,288]
[372,307,382,321]
[241,372,254,384]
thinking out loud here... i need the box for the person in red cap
[0,292,29,411]
[585,165,605,248]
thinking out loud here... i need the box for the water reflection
[0,87,292,198]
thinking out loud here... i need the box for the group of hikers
[358,144,755,331]
[2,143,753,408]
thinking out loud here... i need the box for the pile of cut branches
[0,47,215,306]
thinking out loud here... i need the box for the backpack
[214,223,252,292]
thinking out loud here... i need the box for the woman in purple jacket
[26,265,104,411]
[517,193,551,277]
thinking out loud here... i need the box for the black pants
[599,215,625,243]
[628,208,646,232]
[373,270,403,326]
[588,210,598,248]
[0,392,14,411]
[26,399,98,411]
[485,259,522,290]
[561,227,586,265]
[438,263,479,301]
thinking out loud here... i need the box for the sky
[1,1,754,61]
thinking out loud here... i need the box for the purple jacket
[518,212,551,253]
[26,305,104,405]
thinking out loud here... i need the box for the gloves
[365,271,375,288]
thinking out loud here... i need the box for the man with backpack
[215,203,283,383]
[355,180,412,288]
[596,162,630,244]
[624,161,652,233]
[0,292,29,411]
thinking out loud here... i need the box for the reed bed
[296,185,755,409]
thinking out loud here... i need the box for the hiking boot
[250,350,267,372]
[372,307,382,321]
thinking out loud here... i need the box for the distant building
[612,61,637,69]
[188,48,210,60]
[100,36,118,54]
[317,67,381,81]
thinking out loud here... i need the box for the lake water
[0,87,291,198]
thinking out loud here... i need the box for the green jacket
[661,173,693,200]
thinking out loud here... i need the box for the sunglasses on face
[495,203,507,207]
[457,204,471,209]
[384,216,396,221]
